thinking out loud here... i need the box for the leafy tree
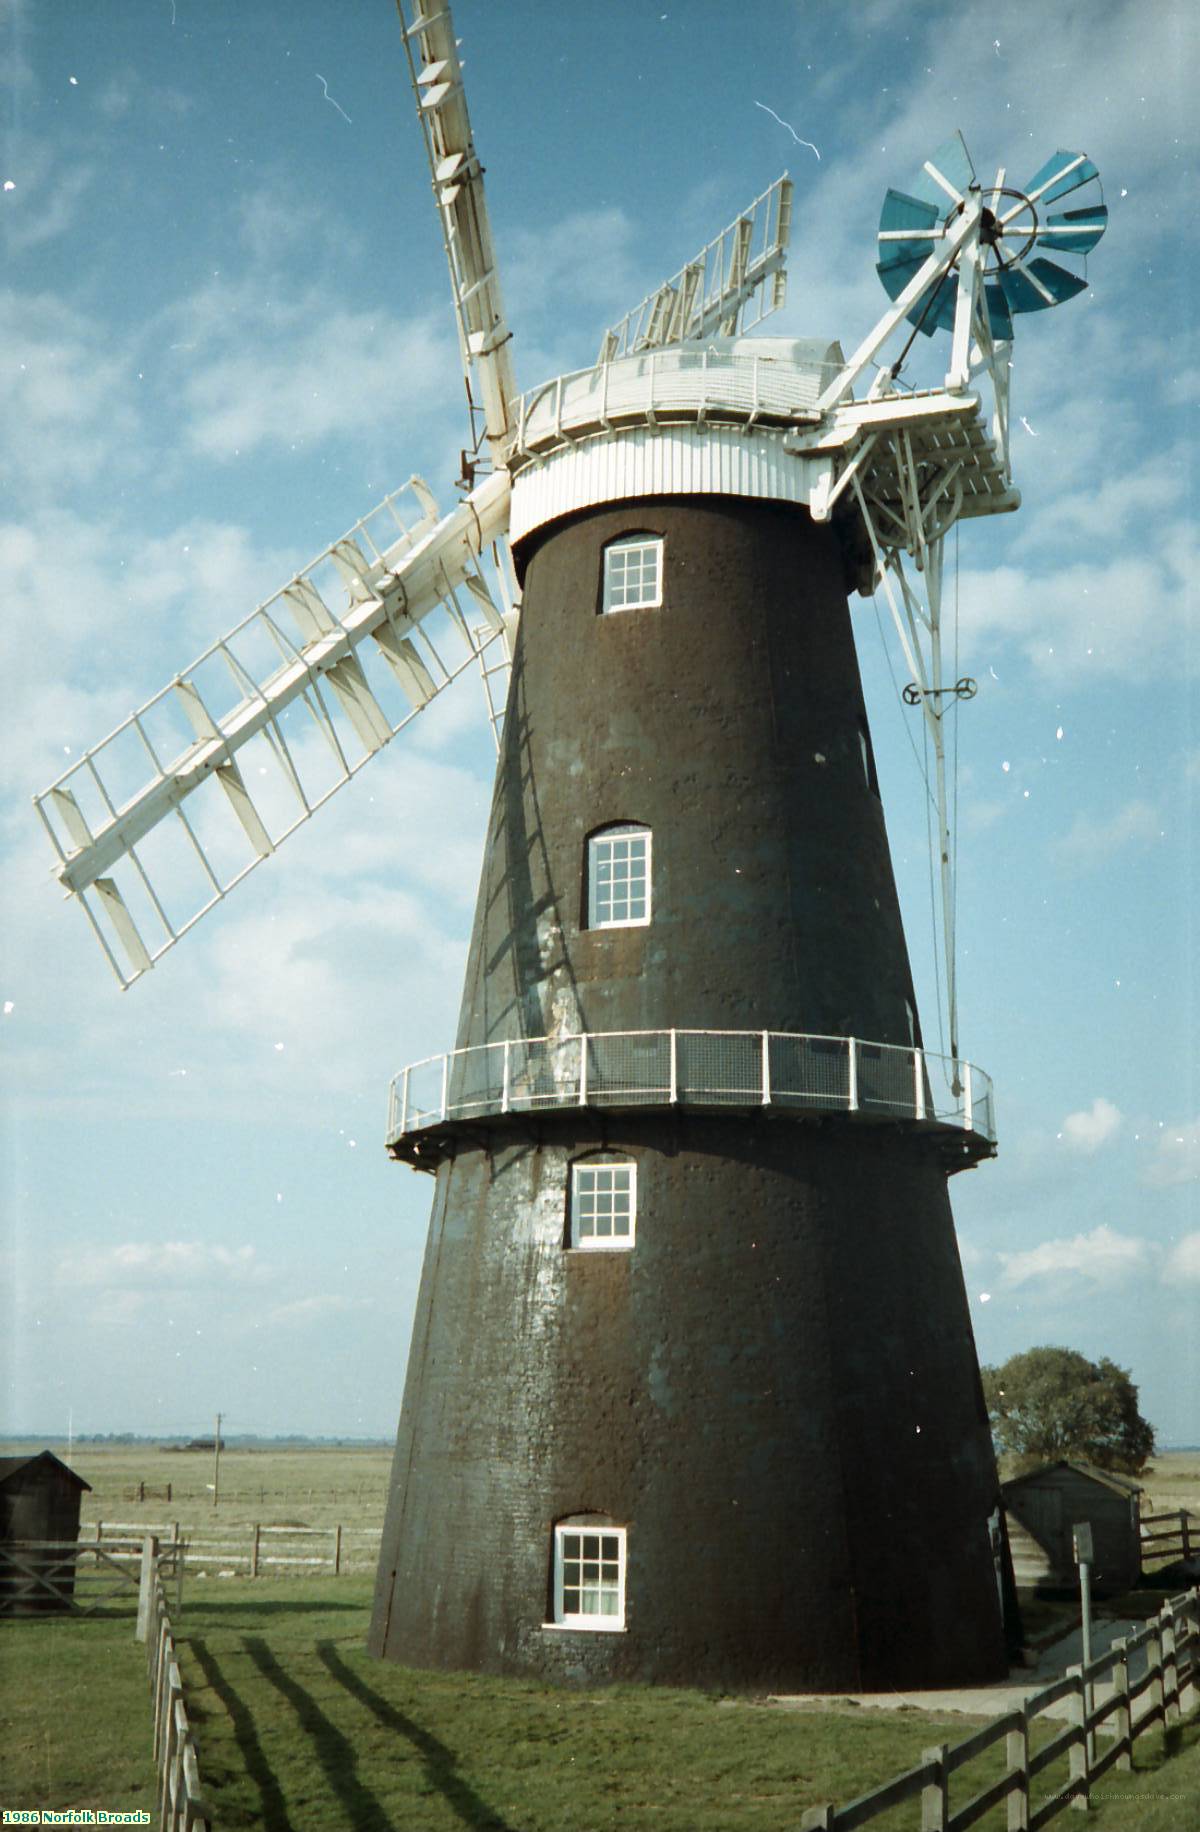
[982,1346,1155,1475]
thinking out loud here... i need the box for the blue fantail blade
[911,132,977,210]
[984,281,1014,342]
[1037,204,1108,255]
[879,188,942,237]
[1022,150,1100,207]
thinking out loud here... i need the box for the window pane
[603,538,662,613]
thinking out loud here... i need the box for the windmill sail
[34,472,513,988]
[400,1,517,458]
[597,174,793,362]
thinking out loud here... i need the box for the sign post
[1073,1521,1095,1764]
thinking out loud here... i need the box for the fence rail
[0,1538,182,1616]
[1140,1508,1197,1566]
[387,1026,996,1151]
[138,1540,212,1831]
[800,1588,1199,1832]
[82,1518,381,1577]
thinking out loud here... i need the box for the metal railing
[509,345,843,459]
[386,1028,995,1147]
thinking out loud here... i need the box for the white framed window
[587,824,651,928]
[571,1159,636,1251]
[602,536,663,613]
[552,1522,626,1630]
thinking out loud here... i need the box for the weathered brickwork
[369,497,1006,1690]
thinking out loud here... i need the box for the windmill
[32,3,1106,1691]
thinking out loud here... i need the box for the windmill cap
[678,333,845,371]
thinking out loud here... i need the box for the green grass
[1088,1714,1200,1830]
[172,1577,1081,1832]
[3,1573,1197,1832]
[0,1601,157,1816]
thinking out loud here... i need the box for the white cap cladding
[507,336,844,547]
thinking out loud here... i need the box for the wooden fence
[138,1538,212,1832]
[1141,1508,1197,1568]
[83,1517,382,1576]
[799,1587,1198,1831]
[0,1537,182,1616]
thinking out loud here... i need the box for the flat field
[8,1440,394,1533]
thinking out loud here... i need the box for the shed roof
[1001,1459,1141,1498]
[0,1451,91,1491]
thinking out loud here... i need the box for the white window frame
[586,824,651,929]
[551,1522,627,1631]
[570,1159,637,1252]
[601,536,663,614]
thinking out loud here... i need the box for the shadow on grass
[189,1638,292,1832]
[314,1639,517,1831]
[181,1597,365,1620]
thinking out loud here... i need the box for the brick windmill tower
[34,6,1105,1691]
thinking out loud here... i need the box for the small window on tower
[586,824,651,928]
[570,1159,636,1250]
[601,536,663,613]
[551,1521,627,1630]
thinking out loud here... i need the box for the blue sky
[2,0,1196,1446]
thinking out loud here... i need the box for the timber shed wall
[1002,1462,1141,1596]
[0,1451,91,1615]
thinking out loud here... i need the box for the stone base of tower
[369,1113,1007,1692]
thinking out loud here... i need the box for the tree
[981,1346,1155,1475]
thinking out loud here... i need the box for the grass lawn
[171,1577,1096,1832]
[1088,1715,1200,1830]
[0,1601,157,1818]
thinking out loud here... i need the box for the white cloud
[1052,800,1161,870]
[1164,1233,1200,1282]
[57,1240,267,1291]
[1144,1119,1200,1190]
[1059,1097,1123,1153]
[0,293,140,496]
[177,298,459,461]
[266,1294,366,1326]
[998,1224,1151,1289]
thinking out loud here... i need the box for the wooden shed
[1001,1461,1142,1596]
[0,1451,92,1614]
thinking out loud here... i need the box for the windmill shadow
[314,1640,517,1832]
[187,1638,291,1832]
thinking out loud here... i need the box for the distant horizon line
[0,1430,395,1446]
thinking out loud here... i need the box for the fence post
[1182,1510,1192,1562]
[913,1049,926,1120]
[251,1523,261,1578]
[761,1030,771,1106]
[1066,1665,1089,1811]
[669,1028,677,1104]
[799,1808,835,1831]
[1161,1604,1179,1723]
[847,1038,858,1112]
[1110,1637,1132,1772]
[135,1534,159,1643]
[921,1745,948,1832]
[334,1524,343,1576]
[1180,1593,1199,1715]
[1147,1619,1164,1728]
[1005,1705,1030,1832]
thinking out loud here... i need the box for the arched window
[585,823,651,929]
[550,1515,627,1630]
[568,1155,637,1251]
[601,534,663,613]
